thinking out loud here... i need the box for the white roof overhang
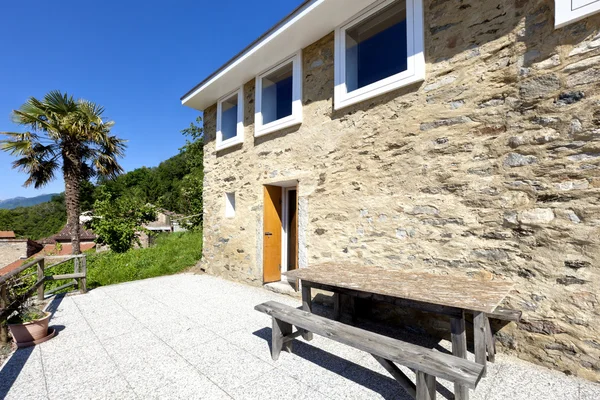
[181,0,378,111]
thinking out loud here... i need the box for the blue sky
[0,0,299,199]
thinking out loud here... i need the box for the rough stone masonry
[199,0,600,381]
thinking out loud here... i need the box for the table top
[285,263,514,314]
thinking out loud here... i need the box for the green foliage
[90,190,156,253]
[45,231,202,289]
[0,116,205,241]
[0,194,66,239]
[7,307,45,324]
[97,151,192,215]
[178,116,204,228]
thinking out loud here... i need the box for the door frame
[262,181,298,284]
[281,186,298,279]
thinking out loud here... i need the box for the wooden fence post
[73,256,80,290]
[37,258,45,301]
[80,256,87,294]
[0,283,8,344]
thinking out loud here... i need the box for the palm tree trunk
[63,148,82,255]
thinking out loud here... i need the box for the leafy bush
[90,189,157,253]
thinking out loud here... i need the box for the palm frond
[13,153,59,188]
[2,90,126,188]
[0,131,43,156]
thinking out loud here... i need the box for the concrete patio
[0,273,598,400]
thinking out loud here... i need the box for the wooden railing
[0,255,87,343]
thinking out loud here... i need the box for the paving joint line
[139,276,376,396]
[140,277,380,384]
[70,294,140,399]
[101,285,238,399]
[38,347,51,400]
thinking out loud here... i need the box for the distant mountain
[0,193,60,210]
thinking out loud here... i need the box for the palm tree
[1,91,126,254]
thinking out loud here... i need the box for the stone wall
[0,240,28,267]
[200,0,600,380]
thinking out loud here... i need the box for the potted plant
[7,304,54,347]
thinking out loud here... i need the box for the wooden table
[285,263,514,400]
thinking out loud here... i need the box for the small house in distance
[181,0,600,381]
[139,208,187,248]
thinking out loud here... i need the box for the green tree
[179,116,204,227]
[0,194,67,240]
[0,91,126,253]
[90,189,156,253]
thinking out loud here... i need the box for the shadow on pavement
[0,293,65,398]
[253,325,454,400]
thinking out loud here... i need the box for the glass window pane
[345,1,408,92]
[221,93,238,141]
[261,62,293,125]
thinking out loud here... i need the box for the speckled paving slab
[1,274,597,400]
[286,263,514,313]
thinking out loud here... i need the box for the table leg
[301,284,313,341]
[473,311,487,376]
[333,292,341,321]
[451,311,469,400]
[485,315,496,363]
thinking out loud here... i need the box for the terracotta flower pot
[8,312,51,346]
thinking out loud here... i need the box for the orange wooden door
[263,185,282,283]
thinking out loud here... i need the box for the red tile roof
[40,225,97,244]
[0,231,16,239]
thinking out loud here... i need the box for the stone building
[182,0,600,380]
[0,231,43,268]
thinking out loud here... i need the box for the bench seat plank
[255,301,483,389]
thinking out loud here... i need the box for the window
[255,52,302,137]
[225,192,236,218]
[555,0,600,28]
[216,88,244,150]
[334,0,425,110]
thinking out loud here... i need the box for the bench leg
[451,312,469,400]
[485,315,496,363]
[473,311,487,376]
[271,317,293,361]
[301,285,313,341]
[372,355,416,398]
[333,292,341,321]
[416,371,436,400]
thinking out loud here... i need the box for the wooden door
[263,185,282,283]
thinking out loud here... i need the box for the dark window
[345,1,408,92]
[261,62,293,124]
[220,95,238,141]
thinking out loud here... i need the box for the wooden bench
[255,301,484,400]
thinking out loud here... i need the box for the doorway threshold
[264,280,299,297]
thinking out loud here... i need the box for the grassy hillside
[45,231,203,290]
[0,193,59,210]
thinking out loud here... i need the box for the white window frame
[225,192,236,218]
[555,0,600,28]
[216,87,244,151]
[255,51,303,137]
[334,0,425,110]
